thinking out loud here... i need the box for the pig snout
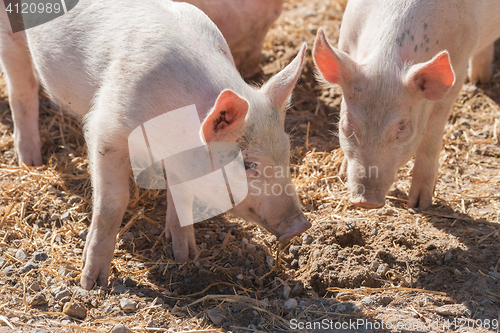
[263,212,311,243]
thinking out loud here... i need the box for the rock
[207,309,225,325]
[123,278,137,288]
[0,256,5,267]
[19,260,38,274]
[266,256,274,267]
[48,185,57,193]
[4,265,15,277]
[33,251,48,262]
[434,304,465,316]
[111,324,132,333]
[113,285,126,294]
[50,213,60,221]
[284,298,298,310]
[299,300,307,307]
[454,269,461,276]
[302,234,313,245]
[371,229,378,236]
[61,212,71,222]
[246,243,256,251]
[4,151,14,158]
[376,209,386,216]
[33,329,48,333]
[120,298,137,312]
[444,251,452,262]
[241,237,248,245]
[63,301,87,319]
[236,274,244,280]
[362,296,373,304]
[376,263,389,275]
[54,289,72,301]
[218,232,226,241]
[381,296,392,305]
[488,271,500,278]
[29,293,47,307]
[290,246,300,255]
[29,282,41,292]
[15,248,27,261]
[337,303,347,312]
[51,285,66,295]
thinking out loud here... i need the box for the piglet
[179,0,283,78]
[313,0,500,209]
[0,0,310,290]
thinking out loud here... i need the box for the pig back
[24,0,241,126]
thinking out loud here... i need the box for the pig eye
[398,124,406,131]
[244,161,257,170]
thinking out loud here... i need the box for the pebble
[54,289,72,301]
[113,285,126,294]
[4,151,14,158]
[488,271,500,278]
[376,263,389,275]
[29,282,41,292]
[246,243,256,251]
[284,298,298,310]
[313,250,322,258]
[29,293,47,307]
[15,248,27,261]
[63,301,87,319]
[207,309,225,325]
[120,298,137,312]
[444,251,452,262]
[111,324,132,333]
[386,223,394,230]
[50,213,60,221]
[241,237,248,245]
[19,260,38,274]
[218,232,226,241]
[48,185,57,193]
[0,256,4,267]
[362,296,373,304]
[299,300,307,307]
[266,256,274,267]
[236,274,244,280]
[51,285,66,295]
[33,251,48,262]
[61,212,71,222]
[33,329,48,333]
[454,269,461,276]
[123,277,137,288]
[302,234,313,245]
[290,245,300,255]
[370,260,380,271]
[381,296,392,305]
[371,229,378,236]
[337,303,347,312]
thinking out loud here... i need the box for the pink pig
[179,0,283,78]
[314,0,500,209]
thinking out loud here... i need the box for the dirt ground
[1,0,500,332]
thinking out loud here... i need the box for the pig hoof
[277,214,312,244]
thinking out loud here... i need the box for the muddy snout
[268,212,311,243]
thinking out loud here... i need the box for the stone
[33,252,48,262]
[113,285,126,294]
[370,260,380,271]
[29,293,47,307]
[376,263,389,275]
[19,260,38,274]
[54,289,72,301]
[284,298,298,310]
[61,212,71,222]
[63,301,87,319]
[337,303,347,312]
[15,248,27,261]
[123,278,137,288]
[302,234,313,245]
[33,329,48,333]
[3,265,15,277]
[120,298,137,312]
[289,246,300,255]
[79,229,88,241]
[266,256,274,267]
[111,324,132,333]
[381,296,392,305]
[207,309,225,325]
[50,213,60,221]
[362,296,373,304]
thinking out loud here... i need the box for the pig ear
[261,43,307,110]
[405,51,456,101]
[201,89,249,143]
[313,28,356,87]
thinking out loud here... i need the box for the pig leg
[468,43,495,85]
[0,28,42,166]
[80,119,130,290]
[165,189,198,262]
[408,93,460,209]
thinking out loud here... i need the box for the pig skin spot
[436,40,439,45]
[425,47,429,53]
[414,45,418,53]
[424,23,428,30]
